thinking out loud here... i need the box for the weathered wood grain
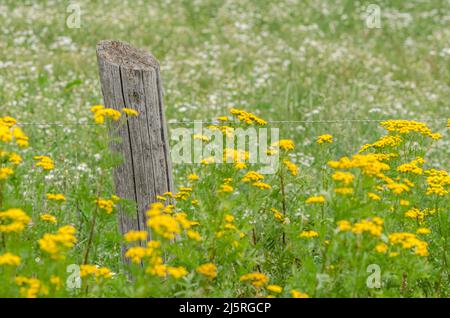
[96,40,173,240]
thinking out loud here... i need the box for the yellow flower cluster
[317,134,333,144]
[271,139,295,151]
[187,229,202,241]
[404,207,436,224]
[338,217,383,237]
[96,195,120,214]
[40,214,57,223]
[91,105,122,124]
[424,169,449,196]
[336,220,352,231]
[8,152,22,165]
[270,208,283,221]
[124,230,148,242]
[385,182,410,195]
[240,272,269,287]
[388,232,429,257]
[223,148,249,164]
[80,264,113,280]
[375,243,388,253]
[196,263,218,279]
[291,290,309,298]
[230,108,267,125]
[187,173,199,182]
[128,240,187,280]
[15,276,47,298]
[1,151,22,165]
[380,120,441,139]
[332,171,354,185]
[33,155,54,170]
[174,187,193,200]
[0,116,16,142]
[0,208,31,233]
[49,275,61,291]
[0,252,21,266]
[219,184,234,193]
[252,181,272,190]
[0,116,29,147]
[125,240,161,264]
[148,214,180,239]
[367,192,381,201]
[215,213,244,240]
[416,227,431,235]
[283,160,298,176]
[142,244,187,279]
[193,134,211,142]
[46,193,66,202]
[242,171,264,182]
[146,202,197,240]
[217,116,229,121]
[38,225,77,259]
[328,153,390,176]
[0,167,13,180]
[207,124,234,138]
[305,195,325,204]
[299,230,319,238]
[396,157,425,175]
[122,108,139,117]
[267,285,283,293]
[334,187,354,195]
[352,217,383,237]
[359,135,402,152]
[149,262,188,279]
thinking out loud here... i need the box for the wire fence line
[16,118,448,127]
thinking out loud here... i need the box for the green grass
[0,0,449,297]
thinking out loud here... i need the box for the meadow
[0,0,449,297]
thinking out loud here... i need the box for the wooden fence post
[96,40,173,237]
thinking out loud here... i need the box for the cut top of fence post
[96,40,160,70]
[96,40,173,239]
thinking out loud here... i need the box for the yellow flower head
[267,285,283,293]
[283,160,299,176]
[305,195,325,204]
[230,108,267,125]
[271,139,295,151]
[0,252,21,267]
[242,171,264,183]
[40,214,57,224]
[291,290,309,298]
[196,263,218,279]
[38,225,77,260]
[332,171,354,185]
[375,243,388,253]
[46,193,66,202]
[122,108,139,117]
[188,173,199,181]
[0,167,13,180]
[299,230,319,238]
[96,198,116,214]
[0,208,31,233]
[240,272,269,287]
[124,230,148,242]
[317,134,333,144]
[33,156,54,171]
[91,105,122,124]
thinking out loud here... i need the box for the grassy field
[0,0,449,297]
